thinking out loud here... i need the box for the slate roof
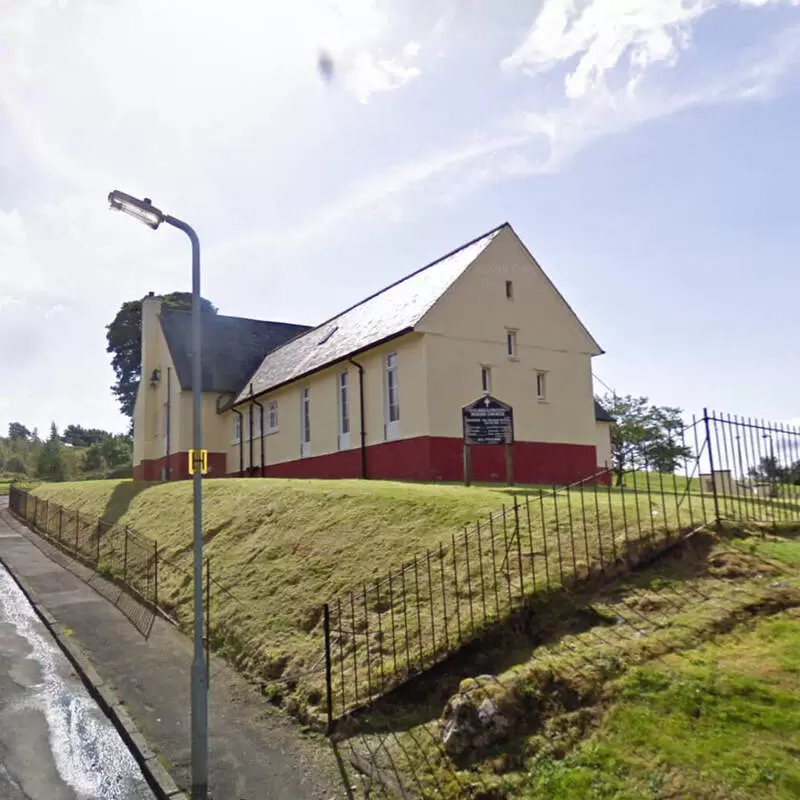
[594,400,614,423]
[159,308,310,393]
[234,224,506,403]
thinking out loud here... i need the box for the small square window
[505,280,514,300]
[536,371,547,401]
[481,366,492,394]
[506,330,518,358]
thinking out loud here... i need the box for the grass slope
[355,530,800,799]
[30,477,796,722]
[31,478,514,699]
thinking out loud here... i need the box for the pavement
[0,563,154,800]
[0,500,349,800]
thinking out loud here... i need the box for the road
[0,562,154,800]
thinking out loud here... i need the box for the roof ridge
[232,222,509,403]
[292,221,510,338]
[159,307,310,329]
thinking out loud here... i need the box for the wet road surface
[0,564,154,800]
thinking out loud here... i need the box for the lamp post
[108,190,208,799]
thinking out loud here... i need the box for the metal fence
[7,485,158,608]
[322,410,800,725]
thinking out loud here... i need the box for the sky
[1,0,799,438]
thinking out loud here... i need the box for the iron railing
[322,410,800,725]
[8,485,159,608]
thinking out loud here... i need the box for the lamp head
[108,190,164,229]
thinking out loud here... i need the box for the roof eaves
[232,222,511,405]
[229,326,415,408]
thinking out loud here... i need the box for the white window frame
[232,414,242,444]
[384,352,401,440]
[253,406,262,439]
[536,371,547,401]
[481,366,492,395]
[301,388,311,457]
[338,370,351,450]
[506,329,518,359]
[267,400,278,433]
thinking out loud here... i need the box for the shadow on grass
[331,530,800,799]
[336,533,718,739]
[101,480,155,527]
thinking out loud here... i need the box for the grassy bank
[29,476,795,724]
[30,478,517,702]
[350,530,800,798]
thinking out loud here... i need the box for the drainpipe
[247,397,254,477]
[165,367,172,480]
[251,386,265,478]
[232,407,244,476]
[348,358,367,479]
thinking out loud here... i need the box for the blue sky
[1,0,799,437]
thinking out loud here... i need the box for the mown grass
[29,479,519,701]
[29,476,798,724]
[1,478,39,496]
[356,531,800,799]
[520,613,800,799]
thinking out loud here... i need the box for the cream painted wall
[174,391,230,454]
[595,421,612,469]
[223,332,428,472]
[134,295,231,470]
[417,226,601,445]
[135,296,171,466]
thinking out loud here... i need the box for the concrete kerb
[0,554,188,800]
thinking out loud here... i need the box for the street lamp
[108,190,208,800]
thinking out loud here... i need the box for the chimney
[141,293,163,379]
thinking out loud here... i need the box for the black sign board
[462,395,514,446]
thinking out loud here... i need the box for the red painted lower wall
[134,438,609,486]
[225,437,607,486]
[133,451,227,481]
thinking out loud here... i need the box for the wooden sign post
[461,395,515,486]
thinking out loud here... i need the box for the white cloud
[503,0,800,98]
[218,19,800,255]
[0,209,45,294]
[347,50,423,102]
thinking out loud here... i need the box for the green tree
[106,292,217,423]
[99,435,132,468]
[82,444,107,473]
[61,424,111,448]
[8,422,30,441]
[599,394,693,486]
[749,456,788,483]
[5,455,26,475]
[36,423,68,482]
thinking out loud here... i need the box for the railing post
[703,408,721,525]
[96,520,101,564]
[323,603,333,732]
[58,506,63,542]
[75,511,80,552]
[513,497,524,599]
[153,542,159,607]
[123,526,129,582]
